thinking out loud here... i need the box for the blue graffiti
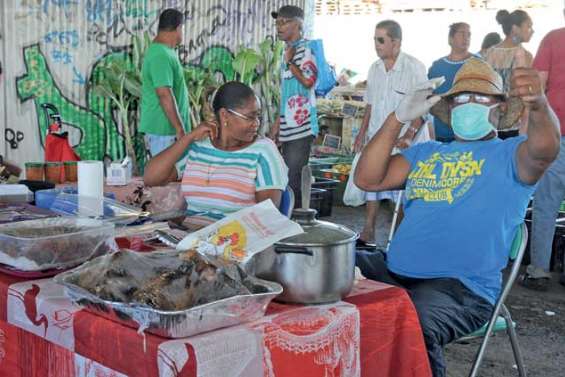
[86,0,115,27]
[42,0,79,15]
[51,49,73,64]
[72,67,86,85]
[44,31,80,48]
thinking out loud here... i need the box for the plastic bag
[308,39,337,97]
[343,153,366,207]
[176,200,303,263]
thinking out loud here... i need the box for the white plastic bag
[176,200,303,263]
[343,153,366,207]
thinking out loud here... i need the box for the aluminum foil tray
[54,263,282,339]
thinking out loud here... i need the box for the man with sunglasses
[355,58,560,377]
[353,19,429,247]
[269,5,318,207]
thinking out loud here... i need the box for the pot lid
[276,208,358,247]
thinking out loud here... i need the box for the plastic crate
[309,188,327,218]
[316,172,348,206]
[312,177,339,217]
[310,161,334,175]
[319,168,349,183]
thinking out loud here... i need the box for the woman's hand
[284,46,296,65]
[189,121,218,141]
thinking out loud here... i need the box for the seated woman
[144,81,289,228]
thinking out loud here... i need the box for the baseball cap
[271,5,304,20]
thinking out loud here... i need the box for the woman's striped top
[181,137,288,227]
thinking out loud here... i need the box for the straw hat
[430,58,524,130]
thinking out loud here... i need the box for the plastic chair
[279,186,294,217]
[467,222,528,377]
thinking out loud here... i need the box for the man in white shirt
[353,20,429,246]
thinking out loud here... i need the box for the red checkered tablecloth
[0,273,431,377]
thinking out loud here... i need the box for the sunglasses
[451,93,499,105]
[373,36,387,44]
[228,109,262,125]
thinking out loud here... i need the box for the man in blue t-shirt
[428,22,475,142]
[354,58,560,377]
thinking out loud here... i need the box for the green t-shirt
[139,43,190,135]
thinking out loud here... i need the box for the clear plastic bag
[54,248,282,337]
[343,153,366,207]
[0,217,115,271]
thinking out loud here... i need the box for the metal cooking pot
[249,208,358,304]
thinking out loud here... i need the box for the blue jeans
[356,250,493,377]
[530,137,565,273]
[144,134,176,157]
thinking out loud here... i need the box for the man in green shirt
[140,8,191,157]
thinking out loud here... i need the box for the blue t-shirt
[428,57,474,141]
[389,137,535,304]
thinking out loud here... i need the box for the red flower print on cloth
[286,95,311,126]
[294,108,310,126]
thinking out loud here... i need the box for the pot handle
[274,246,314,256]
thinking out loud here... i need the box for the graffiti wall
[0,0,306,167]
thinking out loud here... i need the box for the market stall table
[0,273,430,377]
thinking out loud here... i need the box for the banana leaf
[232,47,261,85]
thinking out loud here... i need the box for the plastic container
[0,217,115,271]
[35,189,119,218]
[24,162,44,181]
[0,184,34,203]
[64,161,78,182]
[45,162,63,183]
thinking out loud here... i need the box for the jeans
[281,136,313,208]
[530,137,565,273]
[356,250,493,377]
[144,134,176,157]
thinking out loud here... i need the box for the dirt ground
[325,203,565,377]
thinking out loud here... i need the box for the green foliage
[182,37,283,134]
[91,32,150,174]
[183,65,220,126]
[255,37,284,132]
[232,47,262,86]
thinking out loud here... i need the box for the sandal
[520,273,550,291]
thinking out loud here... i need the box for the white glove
[394,77,445,123]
